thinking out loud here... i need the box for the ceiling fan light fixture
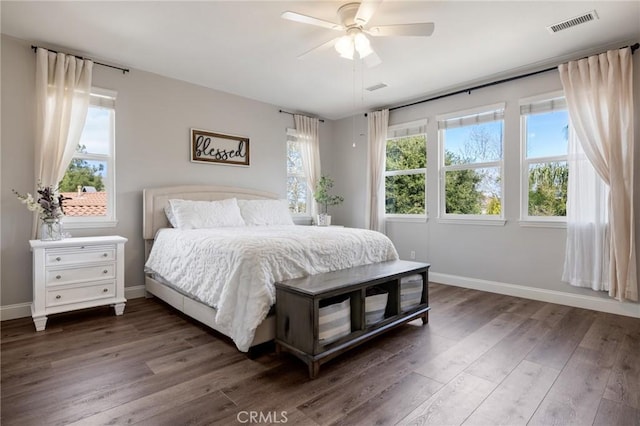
[283,2,436,66]
[335,35,355,59]
[354,32,373,58]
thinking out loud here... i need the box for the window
[385,120,427,218]
[438,103,504,222]
[59,88,116,227]
[520,92,568,223]
[286,128,309,214]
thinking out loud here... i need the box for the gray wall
[2,32,637,313]
[1,35,334,306]
[330,56,640,304]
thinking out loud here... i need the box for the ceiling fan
[281,1,434,67]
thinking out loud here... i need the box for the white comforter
[145,225,399,351]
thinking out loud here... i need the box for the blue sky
[444,121,502,163]
[76,106,110,179]
[443,110,568,161]
[80,106,110,155]
[526,110,568,158]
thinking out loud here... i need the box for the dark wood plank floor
[2,283,639,425]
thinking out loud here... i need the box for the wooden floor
[2,283,639,426]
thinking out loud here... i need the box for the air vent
[366,83,388,92]
[547,10,598,33]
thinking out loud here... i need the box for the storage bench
[275,260,430,378]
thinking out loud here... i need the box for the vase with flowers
[13,183,67,241]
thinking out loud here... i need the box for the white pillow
[168,198,246,229]
[237,199,294,226]
[164,203,179,227]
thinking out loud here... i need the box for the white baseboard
[124,285,147,299]
[5,278,637,321]
[1,285,148,321]
[0,303,32,321]
[430,272,640,319]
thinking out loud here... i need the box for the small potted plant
[314,175,343,226]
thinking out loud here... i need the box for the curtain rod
[279,109,325,123]
[366,42,639,115]
[31,45,130,74]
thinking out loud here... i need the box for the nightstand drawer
[46,264,115,286]
[46,281,116,307]
[45,246,115,266]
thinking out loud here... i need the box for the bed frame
[142,185,279,350]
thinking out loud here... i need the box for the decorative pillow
[168,198,246,229]
[237,199,294,226]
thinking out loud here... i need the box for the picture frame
[190,128,250,166]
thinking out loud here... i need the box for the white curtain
[35,47,93,188]
[559,47,637,302]
[366,109,389,233]
[294,114,321,218]
[562,125,610,291]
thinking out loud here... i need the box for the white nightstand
[29,235,128,331]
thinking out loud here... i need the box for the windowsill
[519,220,566,229]
[63,220,118,230]
[437,217,506,226]
[292,215,313,226]
[385,215,428,223]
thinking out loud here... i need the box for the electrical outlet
[410,250,416,260]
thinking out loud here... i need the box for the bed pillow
[168,198,246,229]
[164,203,179,227]
[237,199,294,226]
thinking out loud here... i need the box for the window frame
[384,119,428,222]
[437,103,506,225]
[62,88,117,229]
[519,91,568,228]
[286,128,312,218]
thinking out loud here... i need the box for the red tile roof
[61,192,107,217]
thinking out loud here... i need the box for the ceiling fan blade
[355,0,383,26]
[364,50,382,68]
[281,11,344,31]
[297,37,341,59]
[368,23,435,37]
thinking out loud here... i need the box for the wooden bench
[275,260,430,378]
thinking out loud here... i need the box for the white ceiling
[1,1,639,120]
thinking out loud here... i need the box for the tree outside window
[520,94,568,221]
[286,132,308,214]
[384,124,426,217]
[439,105,504,219]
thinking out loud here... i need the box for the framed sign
[190,128,250,166]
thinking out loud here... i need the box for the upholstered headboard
[142,185,279,241]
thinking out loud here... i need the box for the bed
[143,185,399,352]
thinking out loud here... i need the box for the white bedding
[144,225,399,351]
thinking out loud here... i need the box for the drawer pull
[80,246,85,249]
[55,257,61,261]
[102,253,108,257]
[56,275,61,280]
[103,270,109,274]
[103,288,109,293]
[55,295,61,299]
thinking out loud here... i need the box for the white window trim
[64,88,117,229]
[436,102,506,124]
[519,91,568,227]
[384,120,428,218]
[386,214,428,223]
[437,217,506,226]
[438,104,505,222]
